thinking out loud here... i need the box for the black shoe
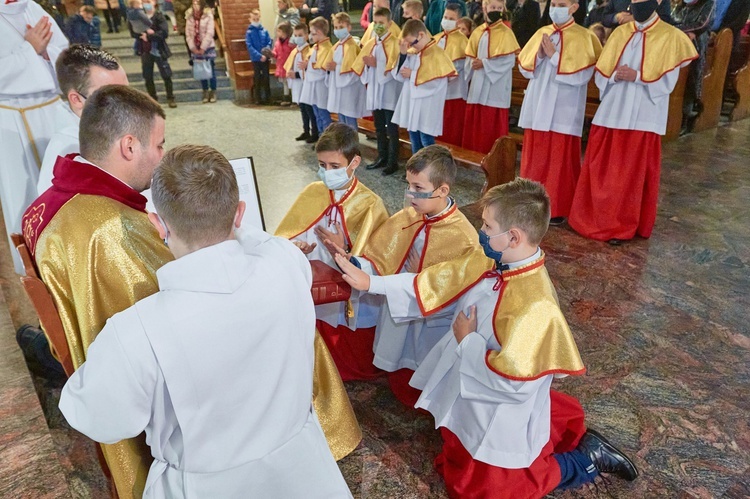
[295,132,311,141]
[382,163,399,176]
[366,158,386,170]
[16,325,66,381]
[305,135,319,144]
[576,429,639,481]
[549,217,566,226]
[607,238,624,246]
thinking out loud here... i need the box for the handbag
[192,58,212,80]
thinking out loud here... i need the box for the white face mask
[441,19,457,31]
[317,162,353,190]
[251,21,261,27]
[291,35,306,47]
[333,27,349,40]
[549,6,571,25]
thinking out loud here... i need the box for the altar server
[300,16,334,135]
[434,3,470,146]
[360,0,401,46]
[286,22,319,142]
[326,12,368,129]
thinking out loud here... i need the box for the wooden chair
[727,35,750,122]
[693,28,734,133]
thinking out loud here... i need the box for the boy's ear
[437,182,450,197]
[569,2,579,13]
[350,155,362,171]
[148,212,167,239]
[507,227,523,247]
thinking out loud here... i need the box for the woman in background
[186,0,218,103]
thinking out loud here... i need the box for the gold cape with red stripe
[414,40,458,86]
[596,17,697,83]
[360,20,402,47]
[312,38,334,70]
[352,31,400,76]
[284,44,310,74]
[466,20,520,59]
[518,20,602,75]
[274,178,388,256]
[484,253,586,380]
[433,28,469,63]
[332,36,360,74]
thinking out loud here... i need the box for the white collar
[426,197,453,219]
[635,13,659,30]
[505,248,542,270]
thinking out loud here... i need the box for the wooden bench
[726,35,750,121]
[693,28,734,132]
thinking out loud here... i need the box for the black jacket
[509,0,540,47]
[599,0,673,28]
[130,10,172,58]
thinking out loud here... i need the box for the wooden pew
[727,35,750,121]
[692,28,733,132]
[225,39,278,104]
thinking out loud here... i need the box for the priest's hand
[471,58,484,70]
[334,253,371,291]
[363,54,377,67]
[453,306,477,344]
[25,18,53,56]
[325,61,337,71]
[314,223,346,256]
[614,64,637,82]
[293,240,318,254]
[541,34,556,58]
[399,66,412,78]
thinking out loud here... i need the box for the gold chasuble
[414,40,458,86]
[360,20,401,47]
[333,37,360,75]
[518,19,602,74]
[352,31,400,76]
[23,155,173,499]
[433,28,469,63]
[596,18,697,82]
[312,38,334,70]
[284,44,310,74]
[466,20,520,59]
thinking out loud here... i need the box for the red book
[310,260,351,305]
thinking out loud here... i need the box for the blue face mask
[479,229,510,264]
[317,161,354,190]
[333,27,349,40]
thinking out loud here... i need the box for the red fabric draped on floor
[520,129,582,219]
[439,98,467,147]
[461,104,509,154]
[387,368,422,407]
[434,390,587,499]
[568,125,662,241]
[317,320,382,382]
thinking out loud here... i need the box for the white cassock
[410,249,553,469]
[287,49,306,104]
[0,0,75,273]
[37,117,79,194]
[300,46,329,109]
[464,32,515,108]
[59,227,352,499]
[391,54,448,137]
[437,36,469,101]
[360,35,402,112]
[518,32,594,137]
[326,37,367,118]
[592,15,683,134]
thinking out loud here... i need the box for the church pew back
[693,28,734,132]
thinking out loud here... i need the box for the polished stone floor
[0,101,748,498]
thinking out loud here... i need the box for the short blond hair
[332,12,351,25]
[480,178,550,245]
[249,8,260,15]
[151,145,239,246]
[403,0,424,17]
[309,16,329,36]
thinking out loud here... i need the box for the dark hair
[315,122,361,162]
[294,22,309,33]
[445,3,462,14]
[406,145,456,188]
[480,178,550,244]
[79,85,165,161]
[80,5,96,14]
[373,6,392,20]
[277,20,293,38]
[56,44,120,99]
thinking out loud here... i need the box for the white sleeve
[595,70,613,100]
[371,272,425,321]
[0,41,58,95]
[59,321,155,444]
[554,64,595,87]
[336,70,362,88]
[641,65,681,100]
[482,53,515,84]
[519,54,541,80]
[410,76,446,98]
[456,332,548,404]
[360,66,373,85]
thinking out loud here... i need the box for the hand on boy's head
[314,223,346,254]
[334,253,371,291]
[293,240,317,254]
[453,306,477,344]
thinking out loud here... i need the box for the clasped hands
[614,64,637,82]
[24,17,52,57]
[537,33,556,59]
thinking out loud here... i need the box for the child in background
[361,1,372,29]
[300,16,334,137]
[245,8,273,105]
[360,0,400,46]
[287,23,320,142]
[401,0,424,25]
[433,3,469,146]
[457,16,474,38]
[65,5,103,46]
[272,21,295,105]
[326,12,368,130]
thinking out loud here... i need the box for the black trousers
[141,52,174,100]
[102,7,120,31]
[373,108,400,166]
[253,61,271,104]
[300,103,319,137]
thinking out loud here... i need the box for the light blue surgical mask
[291,35,306,47]
[318,161,354,190]
[549,6,571,25]
[251,21,261,28]
[333,27,349,40]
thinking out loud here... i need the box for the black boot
[382,135,400,175]
[367,130,389,169]
[295,132,311,141]
[576,429,639,481]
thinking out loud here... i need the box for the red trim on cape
[287,178,358,245]
[414,40,458,87]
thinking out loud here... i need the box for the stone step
[130,75,232,91]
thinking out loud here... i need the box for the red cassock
[439,98,467,147]
[568,125,662,241]
[435,390,587,499]
[462,104,509,154]
[520,129,582,219]
[317,321,382,382]
[387,368,422,407]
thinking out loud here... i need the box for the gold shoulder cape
[35,194,173,499]
[433,28,469,63]
[466,20,520,59]
[485,254,586,380]
[360,20,401,46]
[415,40,458,86]
[518,20,602,74]
[596,17,698,83]
[274,178,388,256]
[353,31,400,76]
[333,36,360,74]
[284,44,310,74]
[312,38,334,70]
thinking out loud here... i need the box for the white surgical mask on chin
[441,19,457,32]
[317,164,352,190]
[549,6,571,25]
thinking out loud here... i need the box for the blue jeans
[200,58,217,91]
[555,450,598,490]
[338,114,358,130]
[312,105,332,134]
[408,130,436,153]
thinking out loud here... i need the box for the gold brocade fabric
[518,20,602,74]
[312,38,334,70]
[413,40,458,86]
[352,31,400,76]
[312,331,363,460]
[284,44,310,74]
[35,194,173,498]
[333,37,361,74]
[274,179,388,256]
[595,17,698,82]
[487,254,586,380]
[433,29,469,63]
[466,20,520,60]
[361,203,484,271]
[360,20,401,47]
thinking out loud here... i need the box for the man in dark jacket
[508,0,540,46]
[129,0,176,107]
[599,0,672,28]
